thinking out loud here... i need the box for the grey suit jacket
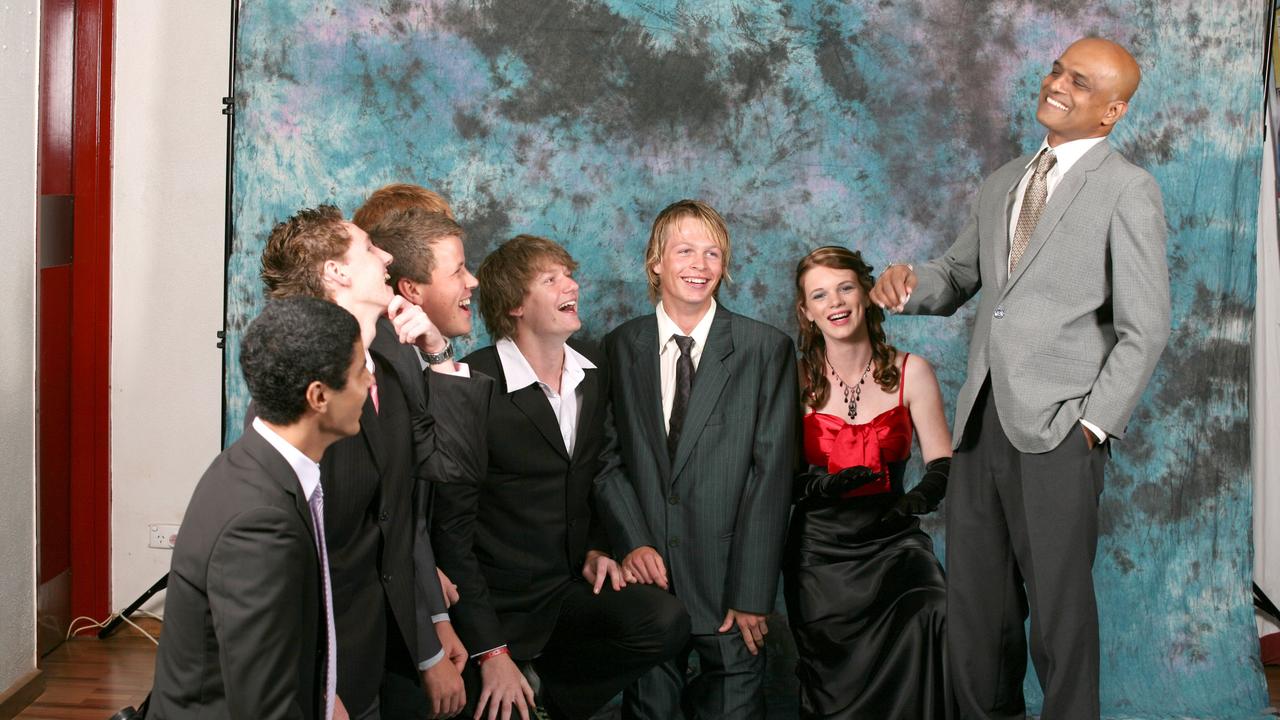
[150,428,323,720]
[905,140,1170,453]
[597,305,799,634]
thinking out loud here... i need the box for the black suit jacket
[430,341,612,660]
[151,428,323,720]
[597,305,799,633]
[247,318,449,711]
[318,318,449,709]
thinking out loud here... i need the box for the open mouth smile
[1045,97,1068,112]
[557,300,578,314]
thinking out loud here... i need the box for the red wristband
[474,646,509,665]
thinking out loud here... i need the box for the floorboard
[15,628,154,720]
[10,626,1280,718]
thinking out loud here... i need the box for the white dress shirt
[655,300,717,432]
[1007,136,1109,443]
[252,417,335,720]
[496,338,595,456]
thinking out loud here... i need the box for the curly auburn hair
[795,246,900,410]
[353,183,454,229]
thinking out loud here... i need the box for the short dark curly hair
[240,296,361,425]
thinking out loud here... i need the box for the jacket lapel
[670,306,733,483]
[630,317,670,478]
[1002,141,1112,297]
[509,381,570,460]
[570,368,599,464]
[996,159,1031,289]
[241,428,318,544]
[358,394,386,474]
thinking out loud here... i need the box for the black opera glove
[881,456,950,520]
[794,464,880,504]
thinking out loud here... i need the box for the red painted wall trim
[68,0,113,620]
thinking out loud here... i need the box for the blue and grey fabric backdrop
[224,1,1268,716]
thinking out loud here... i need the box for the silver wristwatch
[422,338,454,365]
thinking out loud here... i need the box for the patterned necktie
[667,335,695,459]
[308,485,337,720]
[1009,148,1058,272]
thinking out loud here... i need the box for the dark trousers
[947,381,1107,720]
[622,630,766,720]
[378,609,430,719]
[463,581,690,720]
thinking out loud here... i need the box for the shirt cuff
[469,644,507,660]
[417,648,446,671]
[1080,418,1107,443]
[431,613,450,624]
[441,361,470,378]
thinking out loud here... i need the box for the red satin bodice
[802,355,913,497]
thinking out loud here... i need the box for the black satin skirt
[783,493,949,720]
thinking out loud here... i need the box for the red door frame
[67,0,113,620]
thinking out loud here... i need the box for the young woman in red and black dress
[784,246,954,719]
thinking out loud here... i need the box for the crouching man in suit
[431,234,691,720]
[151,297,370,719]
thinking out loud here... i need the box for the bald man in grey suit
[872,38,1170,720]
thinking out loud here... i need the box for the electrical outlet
[149,523,180,549]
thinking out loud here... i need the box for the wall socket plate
[149,523,180,549]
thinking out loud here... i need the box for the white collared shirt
[495,337,595,456]
[252,416,322,501]
[1006,136,1110,444]
[655,300,716,432]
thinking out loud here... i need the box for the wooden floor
[9,630,1280,718]
[15,628,155,720]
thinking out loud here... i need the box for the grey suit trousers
[947,381,1107,720]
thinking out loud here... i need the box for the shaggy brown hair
[476,235,577,341]
[365,208,466,290]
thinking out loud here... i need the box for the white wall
[1256,109,1279,636]
[0,0,40,696]
[110,0,229,615]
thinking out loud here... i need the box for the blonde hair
[643,199,733,303]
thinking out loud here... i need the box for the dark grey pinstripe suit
[597,304,799,719]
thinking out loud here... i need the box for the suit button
[993,307,1006,319]
[382,574,392,583]
[379,511,389,522]
[669,537,681,548]
[668,495,679,505]
[567,520,577,529]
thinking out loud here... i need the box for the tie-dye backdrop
[225,1,1268,716]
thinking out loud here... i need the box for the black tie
[668,335,695,459]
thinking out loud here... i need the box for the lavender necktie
[308,485,337,720]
